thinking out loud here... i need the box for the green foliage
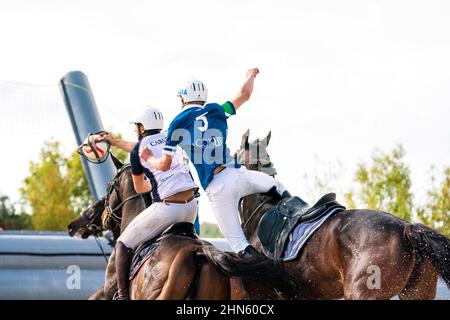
[200,222,224,238]
[20,141,91,230]
[66,150,91,214]
[417,167,450,237]
[0,193,32,230]
[19,133,130,231]
[355,145,413,221]
[343,190,357,209]
[110,133,130,163]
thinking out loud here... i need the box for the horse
[235,129,450,300]
[68,197,107,240]
[68,156,276,300]
[68,197,117,300]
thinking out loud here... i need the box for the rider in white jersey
[104,106,198,300]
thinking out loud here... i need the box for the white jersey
[130,131,197,201]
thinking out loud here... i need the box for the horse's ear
[241,129,250,150]
[110,153,124,170]
[262,131,271,146]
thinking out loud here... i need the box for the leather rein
[240,139,276,230]
[104,164,142,224]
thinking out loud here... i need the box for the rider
[104,106,199,300]
[140,68,289,260]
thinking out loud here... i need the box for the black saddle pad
[129,222,197,280]
[258,193,345,260]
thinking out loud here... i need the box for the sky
[0,0,449,223]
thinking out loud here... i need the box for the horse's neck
[242,194,275,241]
[119,176,147,233]
[120,198,145,232]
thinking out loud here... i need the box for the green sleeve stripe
[221,101,235,116]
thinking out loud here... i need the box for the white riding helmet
[130,106,164,130]
[177,78,208,104]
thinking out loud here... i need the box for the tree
[20,141,82,230]
[110,133,130,163]
[20,135,131,231]
[355,145,413,221]
[0,193,32,230]
[200,222,224,238]
[66,149,92,214]
[417,167,450,237]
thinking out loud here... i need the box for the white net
[0,80,76,203]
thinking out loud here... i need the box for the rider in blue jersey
[140,68,289,259]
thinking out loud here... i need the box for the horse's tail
[404,223,450,288]
[197,243,296,298]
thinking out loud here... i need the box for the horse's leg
[399,256,438,300]
[195,261,230,299]
[230,278,247,300]
[130,247,197,300]
[343,232,415,300]
[89,287,107,300]
[103,248,117,299]
[156,248,198,300]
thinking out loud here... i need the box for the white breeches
[117,198,198,249]
[205,166,286,252]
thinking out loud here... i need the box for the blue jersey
[163,101,240,189]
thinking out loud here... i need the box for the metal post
[59,71,115,200]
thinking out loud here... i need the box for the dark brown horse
[68,197,107,240]
[235,129,450,300]
[68,197,118,300]
[68,158,273,300]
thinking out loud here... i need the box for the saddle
[129,222,198,279]
[258,193,345,261]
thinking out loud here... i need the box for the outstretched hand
[246,68,259,79]
[96,132,114,144]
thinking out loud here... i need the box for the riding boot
[281,190,292,199]
[238,245,265,261]
[265,186,292,202]
[114,241,132,300]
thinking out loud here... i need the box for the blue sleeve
[130,144,144,176]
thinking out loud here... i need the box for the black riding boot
[238,245,265,261]
[114,241,132,300]
[265,186,292,202]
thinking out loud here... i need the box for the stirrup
[112,291,129,300]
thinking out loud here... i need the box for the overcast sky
[1,0,449,223]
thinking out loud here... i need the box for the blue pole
[59,71,116,200]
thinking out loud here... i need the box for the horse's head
[235,130,279,241]
[235,129,277,176]
[67,197,106,239]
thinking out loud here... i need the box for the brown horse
[68,197,117,300]
[104,158,290,300]
[234,129,450,300]
[68,158,273,300]
[68,197,108,240]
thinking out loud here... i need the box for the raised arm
[230,68,260,110]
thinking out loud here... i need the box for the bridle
[80,204,104,233]
[78,199,110,264]
[104,164,142,224]
[238,139,277,230]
